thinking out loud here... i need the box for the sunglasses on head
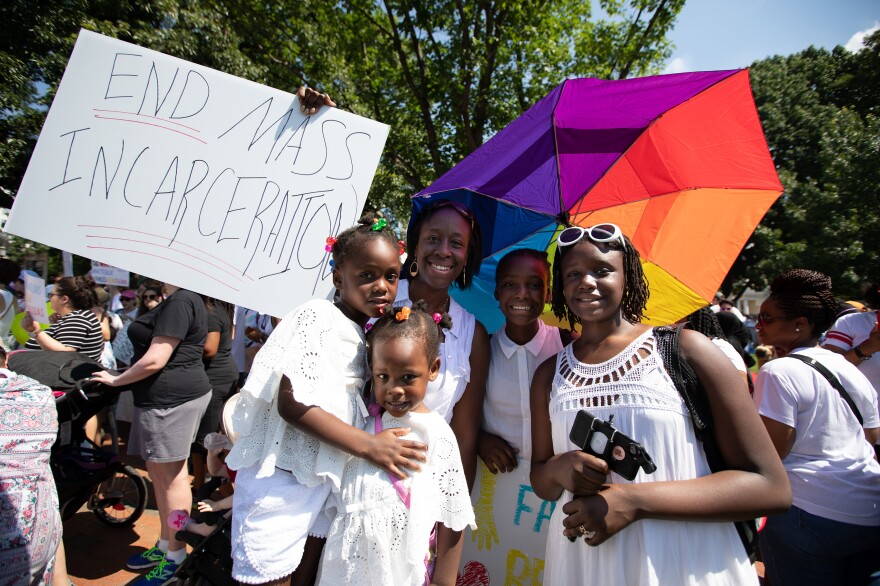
[557,223,625,249]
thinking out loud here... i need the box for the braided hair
[550,233,649,328]
[768,268,838,337]
[328,210,402,269]
[403,199,483,290]
[686,306,726,340]
[367,300,453,365]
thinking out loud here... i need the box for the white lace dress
[226,298,367,486]
[544,328,757,586]
[318,410,476,586]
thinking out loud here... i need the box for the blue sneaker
[133,558,180,586]
[126,546,165,570]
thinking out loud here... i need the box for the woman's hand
[556,450,609,497]
[90,369,121,387]
[21,311,39,334]
[297,86,336,115]
[365,428,428,480]
[477,431,518,474]
[560,484,639,545]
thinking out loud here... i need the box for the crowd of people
[0,90,878,586]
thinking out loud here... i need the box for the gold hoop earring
[409,261,419,277]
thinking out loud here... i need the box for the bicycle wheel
[90,465,149,527]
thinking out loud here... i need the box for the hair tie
[395,307,411,321]
[325,236,337,252]
[397,240,406,256]
[371,218,388,231]
[432,312,441,324]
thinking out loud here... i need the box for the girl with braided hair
[754,268,880,585]
[530,223,789,585]
[224,211,429,586]
[319,301,475,585]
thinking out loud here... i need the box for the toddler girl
[318,301,476,586]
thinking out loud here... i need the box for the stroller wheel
[90,465,148,527]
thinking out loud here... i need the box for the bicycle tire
[91,465,148,528]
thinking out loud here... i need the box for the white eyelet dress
[543,328,757,585]
[226,299,368,584]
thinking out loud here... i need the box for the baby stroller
[8,350,149,526]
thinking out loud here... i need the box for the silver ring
[584,530,596,540]
[577,524,588,535]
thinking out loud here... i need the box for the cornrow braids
[769,268,838,336]
[686,306,726,340]
[367,299,452,365]
[550,233,649,328]
[495,248,551,289]
[329,210,401,269]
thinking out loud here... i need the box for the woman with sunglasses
[139,284,164,312]
[530,223,789,585]
[21,275,104,362]
[400,200,489,568]
[753,269,880,585]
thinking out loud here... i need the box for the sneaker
[126,546,165,570]
[133,558,180,586]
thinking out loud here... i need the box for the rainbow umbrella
[411,69,782,332]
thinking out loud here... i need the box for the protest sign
[91,260,130,286]
[458,460,554,585]
[6,29,389,318]
[23,274,50,324]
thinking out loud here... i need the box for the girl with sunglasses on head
[400,200,490,495]
[753,269,880,586]
[529,223,790,585]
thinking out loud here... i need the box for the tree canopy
[723,31,880,301]
[0,0,684,220]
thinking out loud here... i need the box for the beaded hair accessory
[397,240,406,256]
[325,236,337,252]
[371,218,388,231]
[395,307,412,321]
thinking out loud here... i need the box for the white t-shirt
[754,346,880,526]
[824,311,880,419]
[711,337,748,373]
[483,321,564,461]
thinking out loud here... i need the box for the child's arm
[197,495,234,513]
[277,374,427,479]
[431,526,463,586]
[529,357,608,501]
[206,449,230,478]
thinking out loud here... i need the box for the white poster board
[6,30,389,318]
[458,460,555,585]
[91,260,130,286]
[23,274,50,324]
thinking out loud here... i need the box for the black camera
[569,410,657,481]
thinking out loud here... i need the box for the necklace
[438,295,451,314]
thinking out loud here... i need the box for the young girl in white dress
[529,223,791,585]
[319,301,476,586]
[225,212,429,586]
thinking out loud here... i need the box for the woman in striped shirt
[21,275,104,362]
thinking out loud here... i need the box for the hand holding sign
[23,274,50,325]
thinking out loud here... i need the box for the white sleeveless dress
[544,328,757,585]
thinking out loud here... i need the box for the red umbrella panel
[412,69,782,332]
